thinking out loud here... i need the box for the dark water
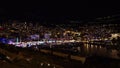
[77,44,120,59]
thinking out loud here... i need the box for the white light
[6,56,10,59]
[47,63,50,66]
[41,63,44,66]
[111,34,119,38]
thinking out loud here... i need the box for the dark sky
[0,1,120,23]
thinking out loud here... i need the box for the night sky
[0,1,120,23]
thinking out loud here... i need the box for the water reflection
[76,43,120,59]
[100,46,102,48]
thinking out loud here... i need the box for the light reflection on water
[76,44,120,59]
